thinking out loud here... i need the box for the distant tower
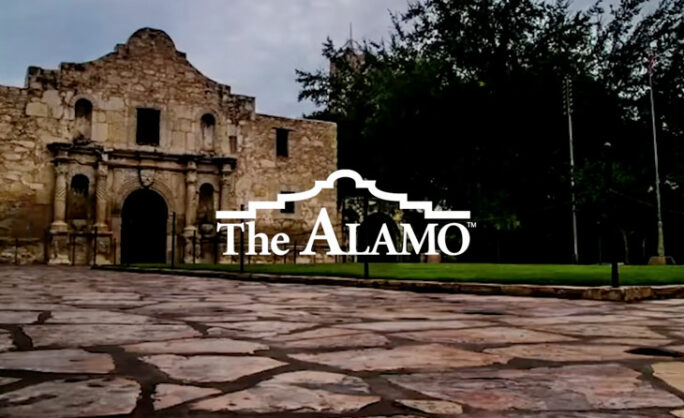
[330,22,363,76]
[343,23,355,51]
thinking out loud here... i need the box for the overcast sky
[1,0,599,118]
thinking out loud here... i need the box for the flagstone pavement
[1,266,684,417]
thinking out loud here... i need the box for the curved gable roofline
[53,28,243,98]
[216,169,470,220]
[127,28,176,48]
[59,28,184,67]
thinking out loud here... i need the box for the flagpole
[648,51,666,261]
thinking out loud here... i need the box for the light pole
[646,50,669,265]
[564,76,579,264]
[603,142,619,287]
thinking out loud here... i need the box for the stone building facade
[0,28,337,265]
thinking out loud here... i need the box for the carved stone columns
[49,159,70,265]
[94,157,109,230]
[183,160,198,263]
[219,164,232,210]
[92,156,113,265]
[50,163,68,233]
[184,161,198,229]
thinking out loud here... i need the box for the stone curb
[94,265,684,302]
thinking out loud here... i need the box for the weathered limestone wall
[237,114,338,232]
[0,86,54,260]
[0,238,45,264]
[211,114,339,264]
[24,29,253,155]
[0,28,338,265]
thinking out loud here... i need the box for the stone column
[219,164,232,210]
[93,156,113,265]
[51,163,68,232]
[183,160,198,263]
[94,158,109,230]
[49,161,70,265]
[185,161,198,228]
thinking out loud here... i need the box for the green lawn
[133,262,684,287]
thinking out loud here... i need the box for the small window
[74,99,92,142]
[200,113,215,151]
[280,191,295,214]
[136,108,160,146]
[275,128,289,157]
[229,135,238,154]
[201,113,215,129]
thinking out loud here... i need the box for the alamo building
[0,28,337,265]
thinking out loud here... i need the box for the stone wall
[238,114,338,233]
[24,28,253,155]
[0,86,54,262]
[0,238,45,264]
[0,28,338,265]
[207,114,339,264]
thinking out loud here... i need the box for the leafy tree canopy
[297,0,684,263]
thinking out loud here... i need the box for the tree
[297,0,684,263]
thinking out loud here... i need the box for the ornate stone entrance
[121,189,168,264]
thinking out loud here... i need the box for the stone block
[93,122,108,141]
[103,97,124,111]
[25,102,48,117]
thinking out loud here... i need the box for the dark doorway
[121,189,168,264]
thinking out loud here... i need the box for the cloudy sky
[0,0,403,117]
[1,0,599,117]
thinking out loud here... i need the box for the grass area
[133,262,684,287]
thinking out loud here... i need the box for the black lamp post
[603,142,619,287]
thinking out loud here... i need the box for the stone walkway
[0,267,683,417]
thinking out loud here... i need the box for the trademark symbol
[467,222,477,228]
